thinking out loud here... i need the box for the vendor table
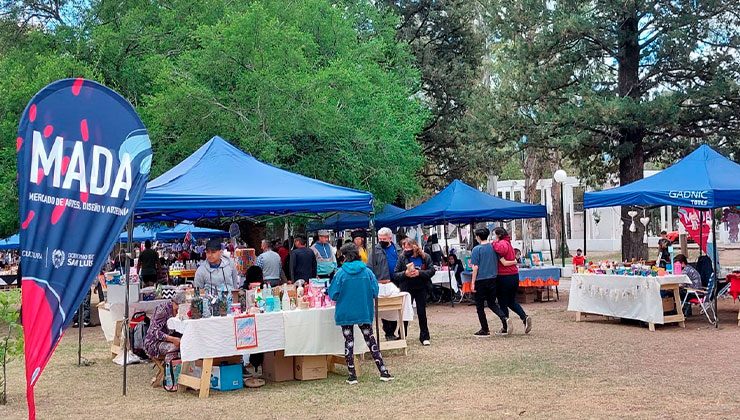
[568,274,689,331]
[168,303,413,398]
[519,266,561,301]
[98,299,170,357]
[431,270,459,293]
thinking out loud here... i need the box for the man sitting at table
[194,239,240,296]
[144,291,186,367]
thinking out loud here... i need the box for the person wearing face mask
[393,238,435,346]
[368,227,402,340]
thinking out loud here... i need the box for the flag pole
[122,216,134,396]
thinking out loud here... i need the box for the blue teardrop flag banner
[16,79,152,419]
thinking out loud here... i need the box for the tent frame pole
[711,210,719,328]
[369,211,382,347]
[443,225,454,308]
[545,215,555,265]
[122,217,133,396]
[583,208,587,256]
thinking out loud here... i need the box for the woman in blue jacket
[328,243,394,384]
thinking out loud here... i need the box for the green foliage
[0,0,429,233]
[481,0,740,186]
[383,0,492,188]
[0,288,23,405]
[0,45,98,236]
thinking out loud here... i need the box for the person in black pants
[470,228,509,337]
[492,227,532,334]
[393,238,435,346]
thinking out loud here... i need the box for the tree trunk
[523,148,545,255]
[617,6,647,261]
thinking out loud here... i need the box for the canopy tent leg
[77,300,83,366]
[369,211,381,345]
[583,208,587,256]
[699,211,704,257]
[711,212,719,328]
[122,216,133,396]
[545,215,555,265]
[443,225,454,308]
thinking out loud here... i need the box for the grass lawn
[1,289,739,419]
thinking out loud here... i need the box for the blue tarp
[0,234,19,250]
[118,225,166,243]
[584,145,740,209]
[155,223,230,241]
[307,204,405,231]
[135,136,373,221]
[382,180,548,227]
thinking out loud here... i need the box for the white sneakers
[422,340,431,346]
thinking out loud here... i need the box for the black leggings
[342,324,389,377]
[496,274,527,321]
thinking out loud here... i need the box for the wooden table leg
[575,312,582,322]
[672,285,686,328]
[198,358,213,399]
[648,323,656,332]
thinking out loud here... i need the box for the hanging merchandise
[640,210,650,244]
[628,210,638,233]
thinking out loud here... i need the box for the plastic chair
[682,273,717,325]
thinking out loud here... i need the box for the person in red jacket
[572,249,585,267]
[493,227,532,334]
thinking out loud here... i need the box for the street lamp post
[554,169,568,267]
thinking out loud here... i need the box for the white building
[490,171,738,254]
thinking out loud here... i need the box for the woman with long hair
[492,227,532,334]
[393,238,435,345]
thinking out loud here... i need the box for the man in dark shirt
[290,235,316,282]
[137,240,160,287]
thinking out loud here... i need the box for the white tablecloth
[377,285,414,322]
[169,307,375,362]
[567,274,689,324]
[282,308,369,356]
[431,270,459,292]
[98,299,170,342]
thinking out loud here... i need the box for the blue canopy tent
[307,204,405,232]
[156,223,230,241]
[0,234,19,250]
[584,145,740,326]
[117,225,165,243]
[584,145,740,210]
[383,180,548,227]
[134,136,374,222]
[382,180,551,306]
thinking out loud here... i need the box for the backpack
[129,311,150,360]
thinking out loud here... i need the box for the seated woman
[144,291,186,364]
[674,254,703,317]
[446,254,465,288]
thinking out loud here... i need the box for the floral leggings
[341,324,389,377]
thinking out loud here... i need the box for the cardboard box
[210,364,243,391]
[294,355,327,381]
[263,351,295,382]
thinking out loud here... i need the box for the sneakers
[421,339,431,346]
[385,335,400,341]
[505,318,514,335]
[524,316,532,334]
[473,329,491,337]
[346,375,358,385]
[494,328,508,336]
[380,372,394,382]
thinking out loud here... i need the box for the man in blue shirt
[470,228,509,337]
[368,227,401,340]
